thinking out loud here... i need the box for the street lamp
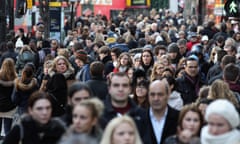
[70,0,76,30]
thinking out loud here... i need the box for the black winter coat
[176,72,204,104]
[0,80,16,112]
[144,106,179,144]
[100,96,148,142]
[86,76,108,101]
[3,115,66,144]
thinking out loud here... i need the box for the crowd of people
[0,8,240,144]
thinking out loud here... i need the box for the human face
[72,105,96,133]
[99,53,106,60]
[51,40,58,49]
[168,52,177,60]
[142,51,152,65]
[208,114,231,135]
[120,55,129,66]
[56,59,67,73]
[134,58,141,68]
[29,99,52,124]
[109,75,131,106]
[178,44,187,55]
[224,46,235,56]
[182,111,201,136]
[136,85,147,97]
[161,57,170,66]
[185,60,198,77]
[127,68,134,80]
[198,103,207,118]
[75,59,84,68]
[111,52,117,61]
[156,64,165,75]
[191,37,198,42]
[112,122,136,144]
[70,89,90,106]
[157,49,166,60]
[148,81,169,112]
[85,39,93,48]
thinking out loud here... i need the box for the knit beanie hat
[168,43,179,53]
[205,99,240,128]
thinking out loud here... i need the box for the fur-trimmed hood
[48,68,75,79]
[15,77,38,91]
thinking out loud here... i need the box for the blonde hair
[75,98,104,119]
[208,79,239,107]
[49,55,74,73]
[57,49,69,59]
[100,116,142,144]
[150,61,165,82]
[209,46,221,63]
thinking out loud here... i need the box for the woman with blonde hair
[100,115,143,144]
[0,58,18,138]
[159,54,174,71]
[48,55,75,86]
[208,79,239,108]
[60,98,104,142]
[150,61,165,82]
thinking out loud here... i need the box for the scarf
[201,126,240,144]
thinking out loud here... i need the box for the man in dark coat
[144,79,179,144]
[100,72,147,142]
[176,56,204,104]
[86,61,108,101]
[98,46,114,78]
[0,41,18,67]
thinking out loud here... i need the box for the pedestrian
[3,91,66,144]
[201,99,240,144]
[100,116,143,144]
[0,58,17,139]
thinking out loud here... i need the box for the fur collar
[49,69,74,79]
[15,77,38,91]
